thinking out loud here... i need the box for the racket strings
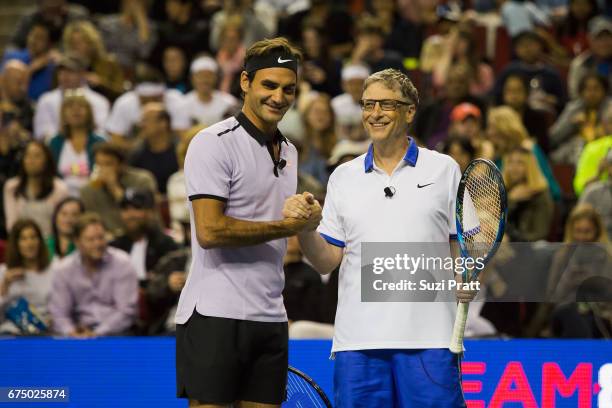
[284,371,328,408]
[462,163,503,260]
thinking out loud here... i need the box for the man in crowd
[49,212,138,337]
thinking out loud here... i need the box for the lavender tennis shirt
[175,113,298,324]
[48,247,139,335]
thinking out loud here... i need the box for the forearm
[94,309,135,336]
[298,230,342,275]
[198,215,300,249]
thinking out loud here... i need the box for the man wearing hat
[332,63,370,140]
[175,37,321,407]
[110,187,178,285]
[105,63,190,151]
[33,53,109,141]
[568,16,612,99]
[181,55,238,127]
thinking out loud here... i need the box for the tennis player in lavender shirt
[175,37,321,408]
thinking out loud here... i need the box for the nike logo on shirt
[277,57,292,63]
[417,183,434,188]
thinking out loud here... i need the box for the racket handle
[450,302,470,354]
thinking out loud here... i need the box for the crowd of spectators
[0,0,610,339]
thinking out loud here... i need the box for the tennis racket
[283,365,332,408]
[449,159,507,354]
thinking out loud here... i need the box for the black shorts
[176,311,288,405]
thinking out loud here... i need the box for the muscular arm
[193,198,305,249]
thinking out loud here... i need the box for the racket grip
[450,302,470,354]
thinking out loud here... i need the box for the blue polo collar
[364,136,419,173]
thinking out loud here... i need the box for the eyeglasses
[360,99,412,112]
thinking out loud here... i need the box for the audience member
[493,30,566,115]
[161,46,191,94]
[499,73,552,153]
[414,64,486,150]
[146,245,191,334]
[49,212,139,337]
[9,0,88,50]
[215,17,246,96]
[48,92,105,196]
[301,24,342,97]
[369,0,424,60]
[300,94,336,185]
[432,28,494,97]
[110,188,178,282]
[47,197,84,262]
[568,16,612,99]
[182,56,237,128]
[442,135,477,173]
[574,103,612,194]
[3,141,69,237]
[350,15,405,74]
[80,142,157,237]
[62,20,125,101]
[503,147,554,241]
[487,106,562,201]
[34,54,110,141]
[3,22,57,101]
[129,103,179,194]
[0,112,25,239]
[501,0,550,37]
[0,60,34,134]
[448,103,494,160]
[97,0,157,71]
[331,64,369,139]
[0,219,51,334]
[209,0,271,51]
[580,149,612,239]
[419,6,462,74]
[554,0,600,58]
[105,64,189,151]
[550,72,611,164]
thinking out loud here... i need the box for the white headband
[341,65,370,81]
[135,82,166,97]
[190,56,219,74]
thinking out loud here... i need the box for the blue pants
[334,349,466,408]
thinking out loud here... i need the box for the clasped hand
[283,192,322,232]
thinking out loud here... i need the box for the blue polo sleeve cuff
[320,233,346,248]
[449,234,457,240]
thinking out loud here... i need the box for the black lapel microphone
[278,159,286,170]
[384,186,396,198]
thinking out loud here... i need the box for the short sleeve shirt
[175,112,298,323]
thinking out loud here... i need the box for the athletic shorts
[334,348,466,408]
[176,311,288,405]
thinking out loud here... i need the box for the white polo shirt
[182,90,238,127]
[317,137,462,352]
[175,113,298,324]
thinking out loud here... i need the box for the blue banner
[0,338,610,407]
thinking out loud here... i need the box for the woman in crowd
[554,0,599,58]
[215,17,246,97]
[503,146,554,242]
[301,23,342,97]
[62,20,125,100]
[46,197,84,263]
[300,94,336,185]
[3,141,69,237]
[432,28,494,97]
[499,73,551,153]
[487,106,561,201]
[48,92,105,196]
[162,45,191,94]
[0,219,51,334]
[550,73,611,165]
[442,135,476,173]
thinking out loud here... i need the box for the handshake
[283,192,322,233]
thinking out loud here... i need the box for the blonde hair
[488,106,530,148]
[63,20,107,62]
[303,93,336,158]
[564,203,608,243]
[60,92,95,136]
[503,146,548,193]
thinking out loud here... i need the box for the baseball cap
[120,188,155,209]
[589,16,612,37]
[341,64,370,81]
[450,103,482,122]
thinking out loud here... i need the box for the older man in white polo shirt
[182,55,238,127]
[175,38,320,408]
[285,69,476,408]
